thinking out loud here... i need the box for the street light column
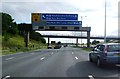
[81,16,83,47]
[104,0,107,43]
[80,16,87,47]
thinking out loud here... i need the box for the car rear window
[108,44,120,52]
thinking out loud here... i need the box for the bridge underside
[41,35,119,40]
[39,27,91,47]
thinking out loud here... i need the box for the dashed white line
[51,52,54,55]
[0,56,3,58]
[72,52,74,54]
[116,64,120,67]
[88,75,94,79]
[4,52,24,56]
[5,57,15,60]
[75,57,78,60]
[30,53,35,55]
[2,75,11,79]
[40,57,45,60]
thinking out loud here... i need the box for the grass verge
[81,47,92,51]
[1,35,47,55]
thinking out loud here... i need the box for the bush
[3,35,10,41]
[30,31,46,44]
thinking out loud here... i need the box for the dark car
[54,44,61,49]
[89,43,120,67]
[47,45,52,49]
[64,44,67,47]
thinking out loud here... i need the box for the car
[47,45,52,49]
[64,44,67,47]
[54,44,61,49]
[89,43,120,67]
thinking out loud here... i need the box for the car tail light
[104,45,108,56]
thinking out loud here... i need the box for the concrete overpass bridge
[41,35,119,40]
[41,34,119,47]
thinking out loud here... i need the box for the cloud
[2,2,81,23]
[1,0,119,37]
[2,0,67,2]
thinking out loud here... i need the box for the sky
[1,0,120,43]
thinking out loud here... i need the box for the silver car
[89,43,120,67]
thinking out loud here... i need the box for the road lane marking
[116,64,120,67]
[75,57,78,60]
[88,75,94,79]
[4,52,24,57]
[0,56,3,58]
[72,52,74,54]
[51,52,54,55]
[30,53,35,55]
[5,57,15,60]
[40,57,45,60]
[2,75,11,79]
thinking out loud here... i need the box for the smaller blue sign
[46,21,82,26]
[41,13,78,21]
[32,21,46,26]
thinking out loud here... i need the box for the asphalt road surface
[2,47,120,79]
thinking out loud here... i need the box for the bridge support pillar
[76,38,78,47]
[48,37,50,47]
[87,31,90,47]
[24,31,29,47]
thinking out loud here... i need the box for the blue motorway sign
[32,21,82,26]
[41,13,78,21]
[46,21,82,26]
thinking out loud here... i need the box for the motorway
[2,47,120,79]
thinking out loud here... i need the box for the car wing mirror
[92,48,95,51]
[97,49,100,51]
[94,48,99,51]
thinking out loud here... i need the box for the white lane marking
[51,52,54,55]
[0,56,3,58]
[88,75,94,79]
[2,75,11,79]
[40,57,45,60]
[116,64,120,67]
[5,57,15,60]
[3,52,24,57]
[72,52,74,54]
[30,53,35,55]
[75,57,78,60]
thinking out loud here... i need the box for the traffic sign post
[32,13,82,31]
[46,21,82,26]
[31,13,91,47]
[41,13,78,21]
[32,13,40,22]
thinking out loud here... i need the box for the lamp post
[81,16,83,47]
[81,16,87,47]
[104,0,107,43]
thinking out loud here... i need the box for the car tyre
[89,55,92,62]
[97,58,103,67]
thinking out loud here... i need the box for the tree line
[1,12,46,44]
